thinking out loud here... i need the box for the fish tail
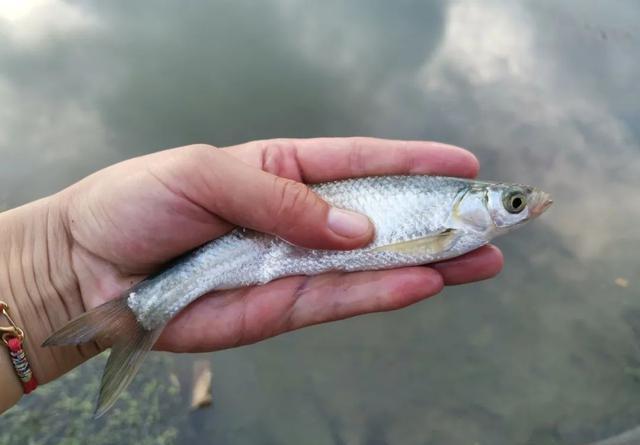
[43,297,162,418]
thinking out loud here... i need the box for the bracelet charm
[1,301,38,394]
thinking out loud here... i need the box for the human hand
[65,137,503,351]
[2,138,503,394]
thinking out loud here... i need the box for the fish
[43,175,552,416]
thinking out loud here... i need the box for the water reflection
[1,1,639,443]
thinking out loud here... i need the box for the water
[1,1,639,444]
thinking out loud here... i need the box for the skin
[0,137,503,413]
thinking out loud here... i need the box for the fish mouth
[529,190,553,217]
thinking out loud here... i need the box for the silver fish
[44,175,552,416]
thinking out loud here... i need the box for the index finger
[222,137,479,183]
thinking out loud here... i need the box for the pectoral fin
[372,228,460,255]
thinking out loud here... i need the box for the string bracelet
[1,301,38,394]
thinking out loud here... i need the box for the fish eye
[503,191,527,214]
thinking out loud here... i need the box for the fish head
[485,183,553,232]
[453,182,552,235]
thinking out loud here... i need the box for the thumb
[171,147,374,250]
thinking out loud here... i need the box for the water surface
[1,1,639,444]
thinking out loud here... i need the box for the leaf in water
[615,277,630,288]
[191,359,213,410]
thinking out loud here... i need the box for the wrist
[0,195,101,400]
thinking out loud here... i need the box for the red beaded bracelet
[1,301,38,394]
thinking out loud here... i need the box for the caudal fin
[43,298,162,418]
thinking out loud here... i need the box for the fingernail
[327,208,371,238]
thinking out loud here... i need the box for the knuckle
[173,143,216,163]
[183,144,217,162]
[260,138,304,179]
[176,145,216,176]
[272,178,316,230]
[169,144,230,201]
[187,143,216,152]
[347,138,368,175]
[261,140,296,172]
[397,140,415,172]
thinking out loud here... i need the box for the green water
[1,1,639,444]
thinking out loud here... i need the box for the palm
[62,138,502,353]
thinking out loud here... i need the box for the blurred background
[1,1,639,444]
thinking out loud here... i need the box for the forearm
[0,197,100,413]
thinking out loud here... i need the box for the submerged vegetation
[1,353,184,445]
